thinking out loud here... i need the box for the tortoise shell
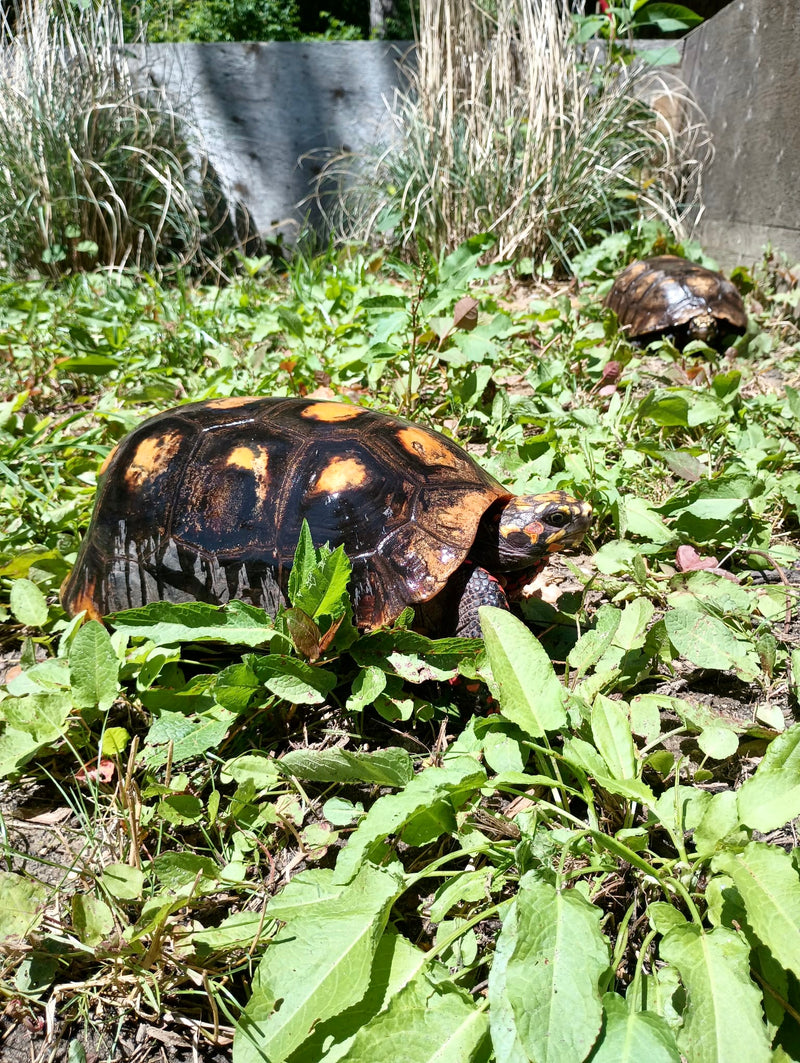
[61,397,513,630]
[604,255,747,348]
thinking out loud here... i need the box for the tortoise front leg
[455,565,509,638]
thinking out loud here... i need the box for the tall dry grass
[314,0,709,270]
[0,0,212,276]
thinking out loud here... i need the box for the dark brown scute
[61,397,508,630]
[604,255,747,343]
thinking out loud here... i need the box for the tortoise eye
[549,511,570,527]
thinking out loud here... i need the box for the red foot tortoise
[61,397,592,638]
[604,255,747,350]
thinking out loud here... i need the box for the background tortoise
[604,255,747,350]
[62,397,592,638]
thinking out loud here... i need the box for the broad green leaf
[279,747,413,787]
[592,695,637,780]
[590,993,679,1062]
[152,853,221,893]
[713,843,800,980]
[0,692,72,776]
[659,925,771,1063]
[9,578,48,627]
[333,762,486,884]
[69,620,120,711]
[493,876,609,1063]
[664,608,758,679]
[71,893,114,947]
[100,863,144,901]
[143,707,235,767]
[233,864,400,1063]
[697,724,739,761]
[480,606,567,737]
[110,599,276,646]
[622,499,674,544]
[336,968,489,1062]
[253,654,337,705]
[488,903,528,1063]
[737,724,800,831]
[0,873,48,940]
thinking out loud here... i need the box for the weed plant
[315,0,708,271]
[2,236,800,1059]
[0,0,212,277]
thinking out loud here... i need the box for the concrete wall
[131,41,412,246]
[681,0,800,268]
[131,4,800,267]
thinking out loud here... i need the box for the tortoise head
[686,312,718,345]
[491,490,592,571]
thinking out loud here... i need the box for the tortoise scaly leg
[455,565,509,638]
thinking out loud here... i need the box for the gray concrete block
[130,41,412,245]
[681,0,800,268]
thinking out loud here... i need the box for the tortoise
[604,255,747,350]
[61,397,592,638]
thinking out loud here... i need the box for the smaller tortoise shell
[604,255,747,346]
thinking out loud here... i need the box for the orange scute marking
[226,445,270,502]
[65,588,104,623]
[124,430,182,490]
[301,402,364,422]
[524,521,545,538]
[99,444,118,476]
[312,457,368,493]
[396,427,461,468]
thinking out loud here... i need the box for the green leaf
[233,864,400,1063]
[480,606,567,737]
[336,968,490,1062]
[253,654,337,705]
[69,620,120,711]
[9,578,49,626]
[697,724,739,761]
[101,863,144,901]
[713,843,800,980]
[591,695,637,780]
[664,608,758,679]
[71,893,114,947]
[278,747,413,787]
[110,599,276,647]
[333,762,486,884]
[737,724,800,831]
[492,875,609,1063]
[590,993,679,1062]
[659,925,771,1063]
[0,873,47,940]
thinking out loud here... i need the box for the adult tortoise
[61,397,592,638]
[604,255,747,350]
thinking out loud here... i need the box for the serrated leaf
[590,993,679,1062]
[9,579,48,627]
[336,968,489,1062]
[69,620,119,711]
[253,654,337,705]
[233,864,400,1063]
[0,873,47,940]
[493,875,609,1063]
[110,599,276,646]
[713,842,800,980]
[333,762,486,884]
[664,608,758,679]
[278,747,413,787]
[480,606,567,737]
[737,724,800,831]
[659,925,771,1063]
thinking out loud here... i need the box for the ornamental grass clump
[315,0,708,271]
[0,0,209,277]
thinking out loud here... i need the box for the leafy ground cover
[2,229,800,1062]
